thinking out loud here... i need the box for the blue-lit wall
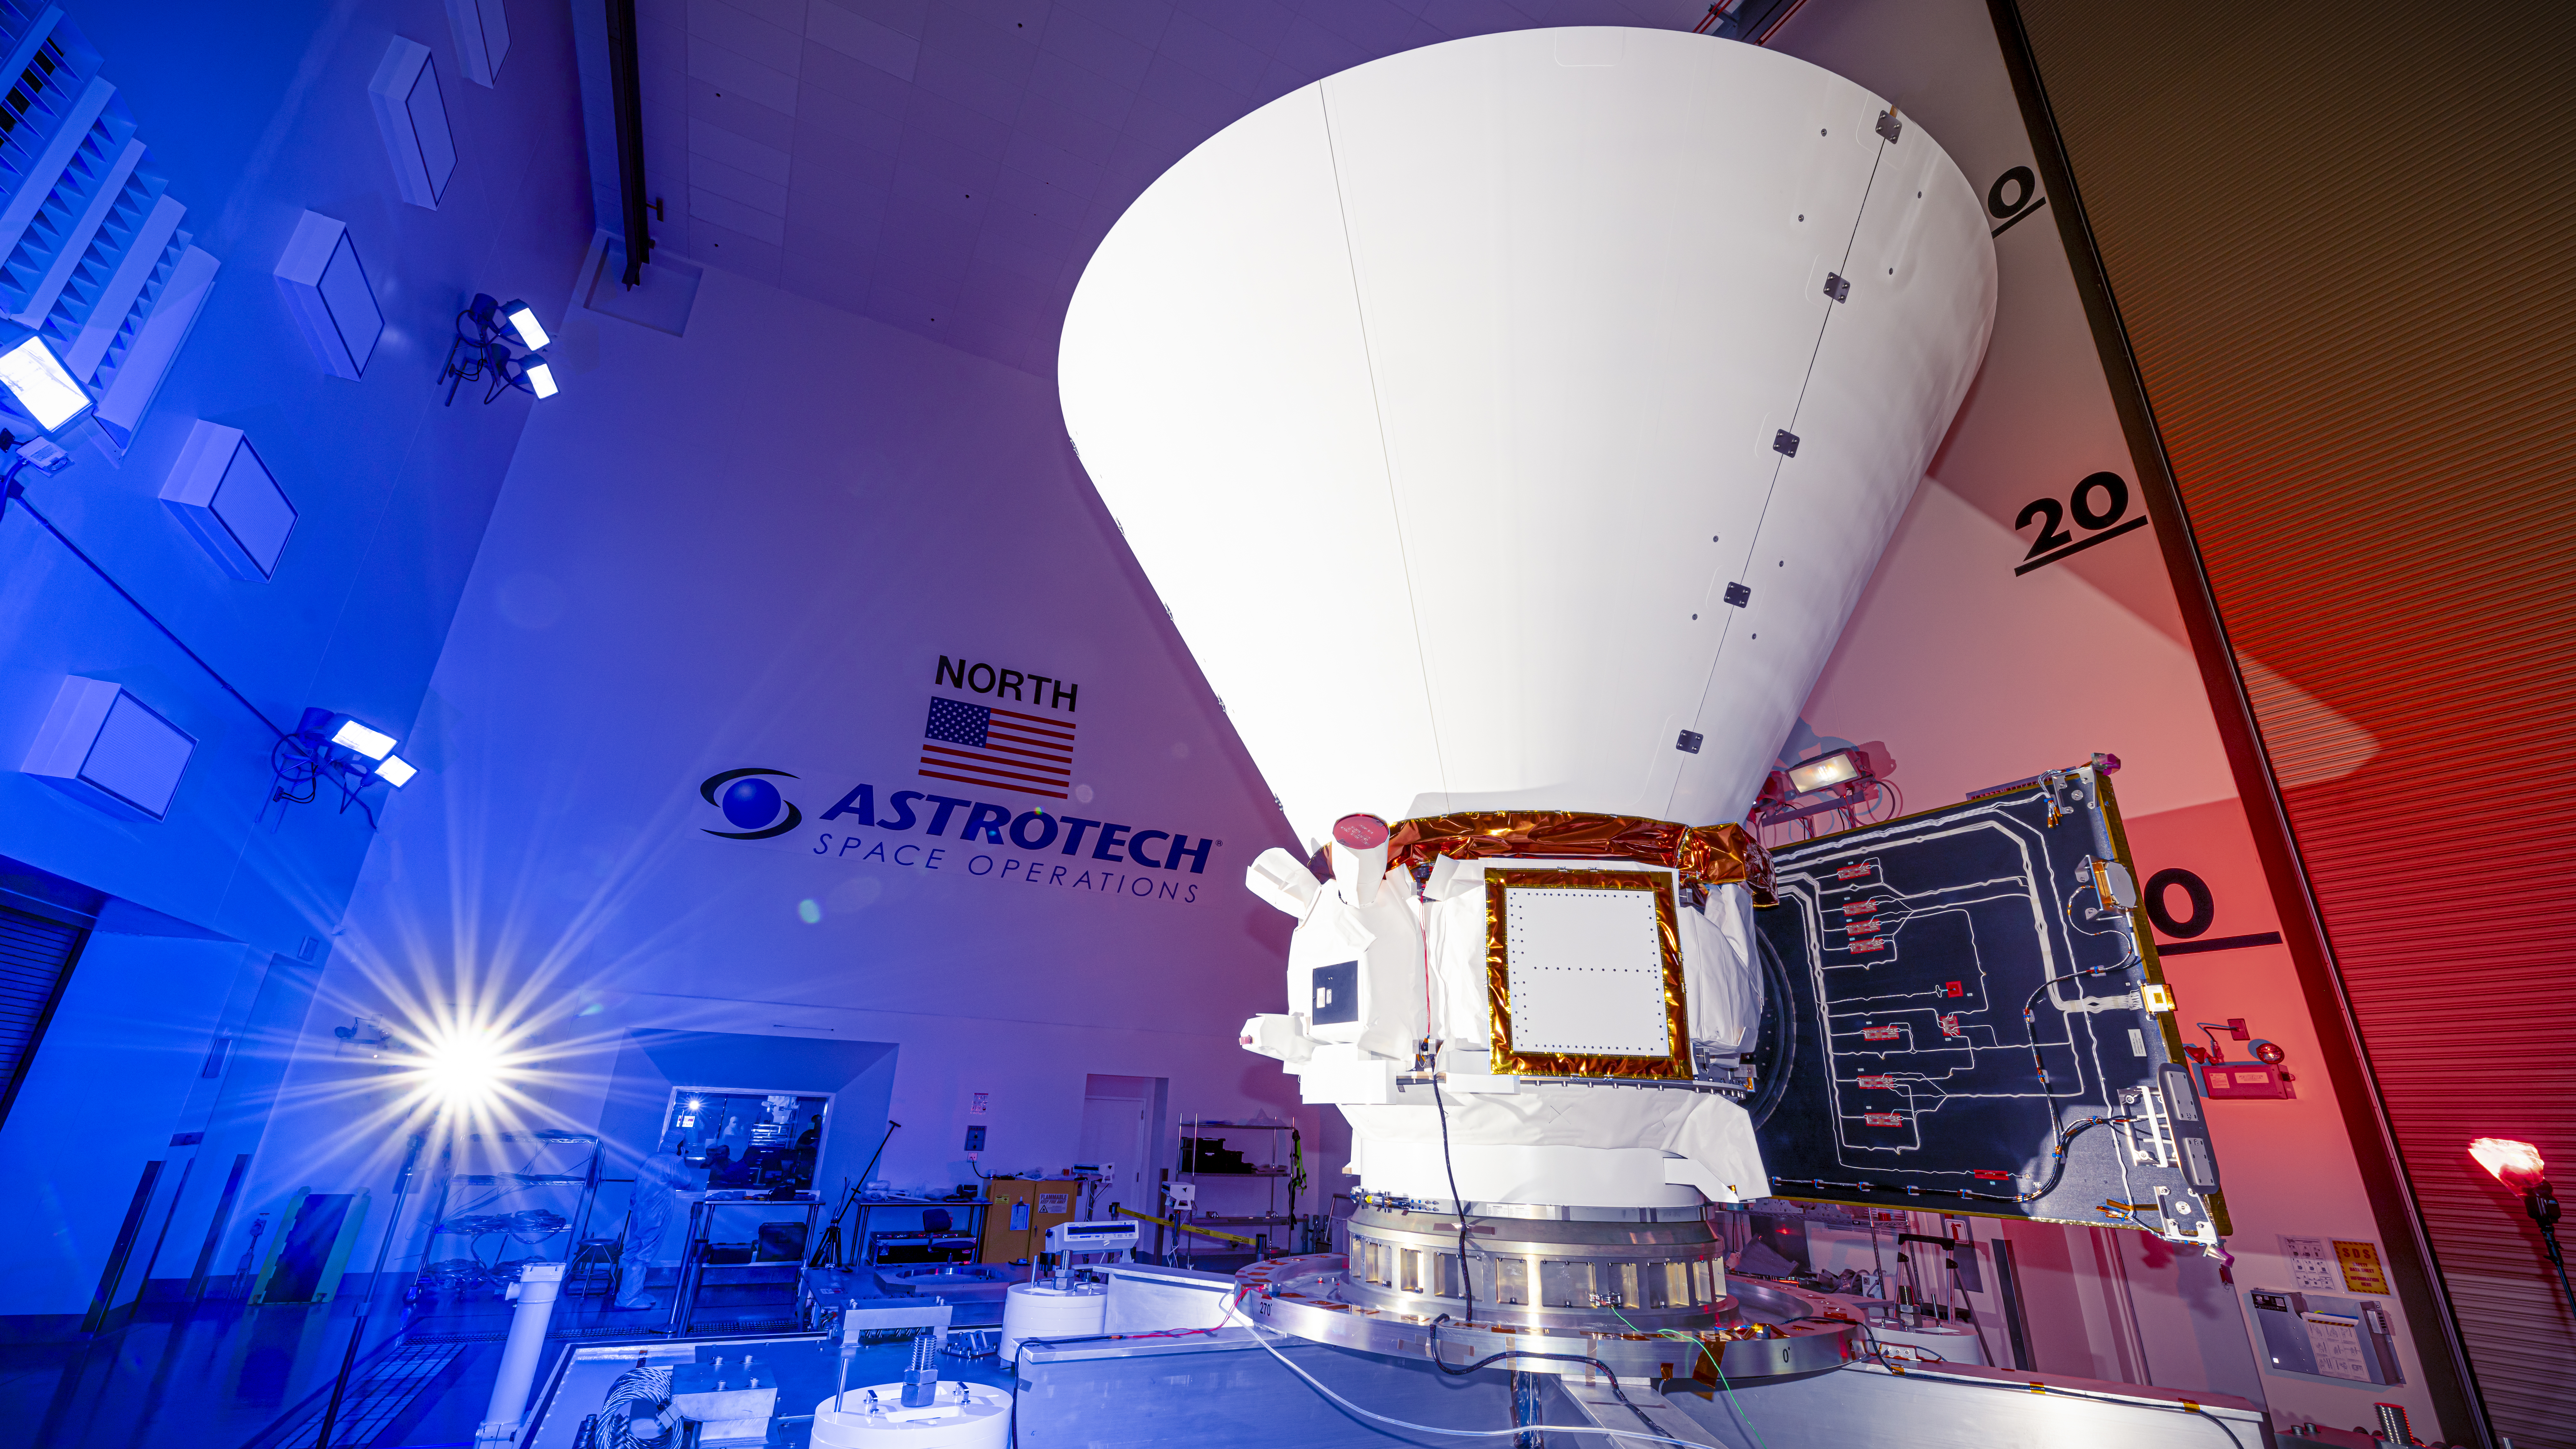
[0,0,590,1317]
[255,249,1313,1271]
[0,0,1319,1323]
[0,0,590,945]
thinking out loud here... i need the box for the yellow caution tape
[1117,1207,1260,1248]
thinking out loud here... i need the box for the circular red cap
[1332,813,1391,849]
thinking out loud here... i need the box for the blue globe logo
[722,776,782,829]
[698,768,802,840]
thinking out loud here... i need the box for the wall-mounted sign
[2335,1238,2390,1296]
[690,655,1219,908]
[2281,1234,2339,1290]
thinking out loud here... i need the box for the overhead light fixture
[2471,1137,2575,1326]
[0,335,94,432]
[376,754,418,787]
[330,718,398,760]
[501,299,550,350]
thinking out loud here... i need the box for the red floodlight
[2470,1137,2547,1192]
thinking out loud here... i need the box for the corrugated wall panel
[2013,2,2576,1443]
[0,904,86,1128]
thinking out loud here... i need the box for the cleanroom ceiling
[626,0,1715,375]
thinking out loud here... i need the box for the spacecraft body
[1061,30,1996,1218]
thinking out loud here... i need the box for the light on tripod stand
[440,293,559,405]
[1786,748,1862,793]
[269,708,419,826]
[1755,741,1898,835]
[2471,1136,2576,1332]
[412,1022,510,1107]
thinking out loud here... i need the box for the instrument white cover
[1062,27,1996,846]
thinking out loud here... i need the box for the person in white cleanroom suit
[613,1143,700,1310]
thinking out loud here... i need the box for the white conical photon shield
[1062,29,1996,851]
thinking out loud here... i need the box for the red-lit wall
[2014,3,2576,1443]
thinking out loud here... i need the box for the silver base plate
[1236,1255,1859,1382]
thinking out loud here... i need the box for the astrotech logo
[700,768,803,839]
[693,764,1219,909]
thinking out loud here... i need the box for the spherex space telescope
[1061,26,1995,1265]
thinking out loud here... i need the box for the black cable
[2191,1407,2244,1449]
[264,731,382,830]
[3,471,287,739]
[1743,932,1797,1131]
[439,307,542,407]
[1777,1308,1897,1369]
[1427,1317,1662,1437]
[1770,1112,2135,1209]
[2017,960,2133,1100]
[1428,1076,1475,1324]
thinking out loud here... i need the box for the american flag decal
[921,696,1075,798]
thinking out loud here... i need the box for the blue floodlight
[0,336,93,431]
[330,718,397,760]
[501,300,550,350]
[376,754,418,787]
[519,353,558,400]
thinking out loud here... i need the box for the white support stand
[474,1263,564,1444]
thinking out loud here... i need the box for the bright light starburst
[411,1023,514,1107]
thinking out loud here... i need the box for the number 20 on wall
[2014,471,2151,575]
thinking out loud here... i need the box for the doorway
[1077,1075,1159,1220]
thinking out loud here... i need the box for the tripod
[2523,1178,2576,1329]
[809,1120,900,1269]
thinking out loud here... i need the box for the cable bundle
[594,1364,674,1449]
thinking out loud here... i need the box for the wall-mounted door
[1079,1074,1157,1217]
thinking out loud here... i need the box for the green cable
[1605,1303,1775,1449]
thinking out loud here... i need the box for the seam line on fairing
[1316,80,1450,811]
[1663,127,1894,821]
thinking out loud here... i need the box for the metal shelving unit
[1164,1118,1295,1267]
[412,1132,603,1300]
